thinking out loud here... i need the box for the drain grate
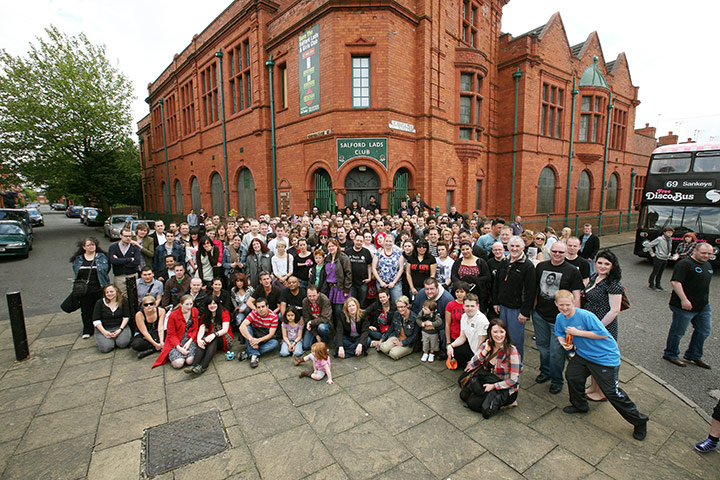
[142,410,229,477]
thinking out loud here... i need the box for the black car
[26,208,44,227]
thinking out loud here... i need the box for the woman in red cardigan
[152,294,199,369]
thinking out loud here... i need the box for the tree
[0,26,139,210]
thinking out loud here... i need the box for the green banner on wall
[299,25,320,116]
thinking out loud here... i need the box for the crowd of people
[67,199,716,444]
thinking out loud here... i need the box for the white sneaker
[428,353,435,362]
[421,353,429,362]
[82,334,91,339]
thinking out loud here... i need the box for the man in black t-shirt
[533,241,584,394]
[565,237,591,285]
[345,235,373,306]
[280,276,306,318]
[663,243,714,369]
[247,272,282,314]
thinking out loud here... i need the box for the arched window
[536,167,556,213]
[190,177,202,213]
[606,173,619,210]
[389,168,411,214]
[174,180,184,214]
[211,173,224,216]
[312,169,334,214]
[161,182,170,214]
[237,168,256,218]
[575,170,591,211]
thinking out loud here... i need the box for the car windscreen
[0,224,24,235]
[0,211,27,222]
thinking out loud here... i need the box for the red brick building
[138,1,655,229]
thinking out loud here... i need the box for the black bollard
[6,291,29,361]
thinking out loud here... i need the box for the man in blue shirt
[475,218,505,254]
[554,289,649,441]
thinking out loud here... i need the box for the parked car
[0,209,32,232]
[0,220,33,258]
[66,205,84,218]
[82,207,103,226]
[25,208,44,227]
[51,203,67,211]
[128,219,156,237]
[104,214,139,239]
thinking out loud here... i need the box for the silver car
[104,214,139,240]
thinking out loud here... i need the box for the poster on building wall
[337,138,388,170]
[299,25,320,116]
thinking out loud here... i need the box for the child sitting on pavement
[294,342,333,384]
[417,299,442,362]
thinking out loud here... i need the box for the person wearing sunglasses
[533,241,584,395]
[406,240,437,299]
[131,295,166,359]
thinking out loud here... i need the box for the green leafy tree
[0,25,139,211]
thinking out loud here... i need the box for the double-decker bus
[634,142,720,265]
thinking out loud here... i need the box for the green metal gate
[312,170,335,214]
[388,169,409,214]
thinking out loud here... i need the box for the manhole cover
[142,410,229,477]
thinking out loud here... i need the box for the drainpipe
[266,55,278,217]
[564,77,578,228]
[598,91,613,235]
[216,49,230,216]
[158,98,170,214]
[510,68,522,219]
[628,168,637,231]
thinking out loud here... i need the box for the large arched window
[606,173,619,210]
[211,173,224,216]
[190,177,202,213]
[161,182,170,214]
[575,170,591,211]
[174,180,184,214]
[312,169,334,214]
[237,168,256,218]
[536,167,556,213]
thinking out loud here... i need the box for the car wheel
[29,244,33,251]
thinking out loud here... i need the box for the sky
[1,0,718,143]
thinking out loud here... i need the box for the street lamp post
[564,77,579,228]
[598,91,613,235]
[158,98,171,215]
[510,68,522,220]
[216,49,230,217]
[266,55,278,217]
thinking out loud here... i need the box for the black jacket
[364,300,396,333]
[579,234,600,261]
[335,312,370,346]
[493,255,537,318]
[381,309,419,347]
[196,246,221,281]
[451,256,491,302]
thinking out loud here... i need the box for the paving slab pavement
[0,311,717,479]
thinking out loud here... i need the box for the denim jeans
[532,311,566,386]
[302,322,331,350]
[244,325,279,357]
[280,340,304,357]
[235,312,247,327]
[501,306,525,362]
[350,283,369,307]
[339,336,368,357]
[387,282,403,304]
[368,329,383,340]
[664,304,712,361]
